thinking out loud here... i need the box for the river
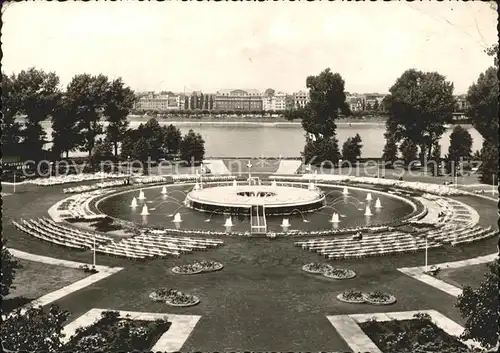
[39,120,483,158]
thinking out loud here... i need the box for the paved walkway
[62,308,201,352]
[398,253,497,297]
[7,248,123,314]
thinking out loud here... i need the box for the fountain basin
[185,185,325,216]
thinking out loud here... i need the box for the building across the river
[214,89,263,111]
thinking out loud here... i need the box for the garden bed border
[62,308,201,352]
[327,309,481,353]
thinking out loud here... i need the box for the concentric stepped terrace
[296,195,497,260]
[12,218,224,260]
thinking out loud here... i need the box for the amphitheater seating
[55,190,110,220]
[295,223,497,260]
[95,232,224,259]
[12,218,113,250]
[12,218,225,260]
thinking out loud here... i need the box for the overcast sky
[3,1,497,94]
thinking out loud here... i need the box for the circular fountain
[185,181,325,216]
[138,190,146,200]
[161,186,168,195]
[366,193,372,201]
[364,205,373,217]
[130,197,138,208]
[375,198,382,208]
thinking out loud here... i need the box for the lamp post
[247,160,252,185]
[13,171,16,194]
[92,234,96,268]
[424,235,428,273]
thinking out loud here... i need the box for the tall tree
[400,138,418,166]
[385,69,455,160]
[51,96,81,158]
[466,45,499,184]
[285,68,349,165]
[15,68,61,159]
[429,140,442,176]
[1,240,20,297]
[179,129,205,165]
[103,78,136,157]
[445,125,473,174]
[66,74,110,158]
[456,262,499,349]
[342,134,363,163]
[382,135,398,167]
[163,124,182,155]
[1,72,22,156]
[373,99,379,111]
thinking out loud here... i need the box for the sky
[2,1,497,95]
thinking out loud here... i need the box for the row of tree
[286,44,498,184]
[91,118,205,166]
[2,69,136,160]
[381,44,498,183]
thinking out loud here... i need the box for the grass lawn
[436,263,492,289]
[3,259,90,313]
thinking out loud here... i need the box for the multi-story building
[293,91,309,109]
[262,92,287,111]
[134,92,181,111]
[363,93,386,111]
[346,95,364,112]
[184,91,216,111]
[214,89,263,111]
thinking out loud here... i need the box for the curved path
[1,180,497,350]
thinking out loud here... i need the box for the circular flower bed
[302,262,333,274]
[171,263,203,275]
[172,261,223,275]
[337,289,365,304]
[363,291,397,305]
[323,268,356,280]
[197,260,224,272]
[149,288,199,307]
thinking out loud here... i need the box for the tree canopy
[1,240,21,297]
[179,129,205,165]
[342,134,363,163]
[456,261,499,349]
[385,69,455,160]
[466,44,498,184]
[285,68,349,165]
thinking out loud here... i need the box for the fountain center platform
[185,184,325,215]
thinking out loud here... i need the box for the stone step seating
[451,227,497,246]
[96,233,224,260]
[12,218,112,250]
[295,223,496,260]
[38,218,113,243]
[56,191,109,220]
[295,232,443,260]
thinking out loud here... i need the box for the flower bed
[302,262,333,274]
[63,310,170,352]
[359,313,474,353]
[323,267,356,279]
[337,289,365,304]
[196,260,224,272]
[172,261,223,274]
[171,263,204,275]
[149,288,200,307]
[362,291,397,305]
